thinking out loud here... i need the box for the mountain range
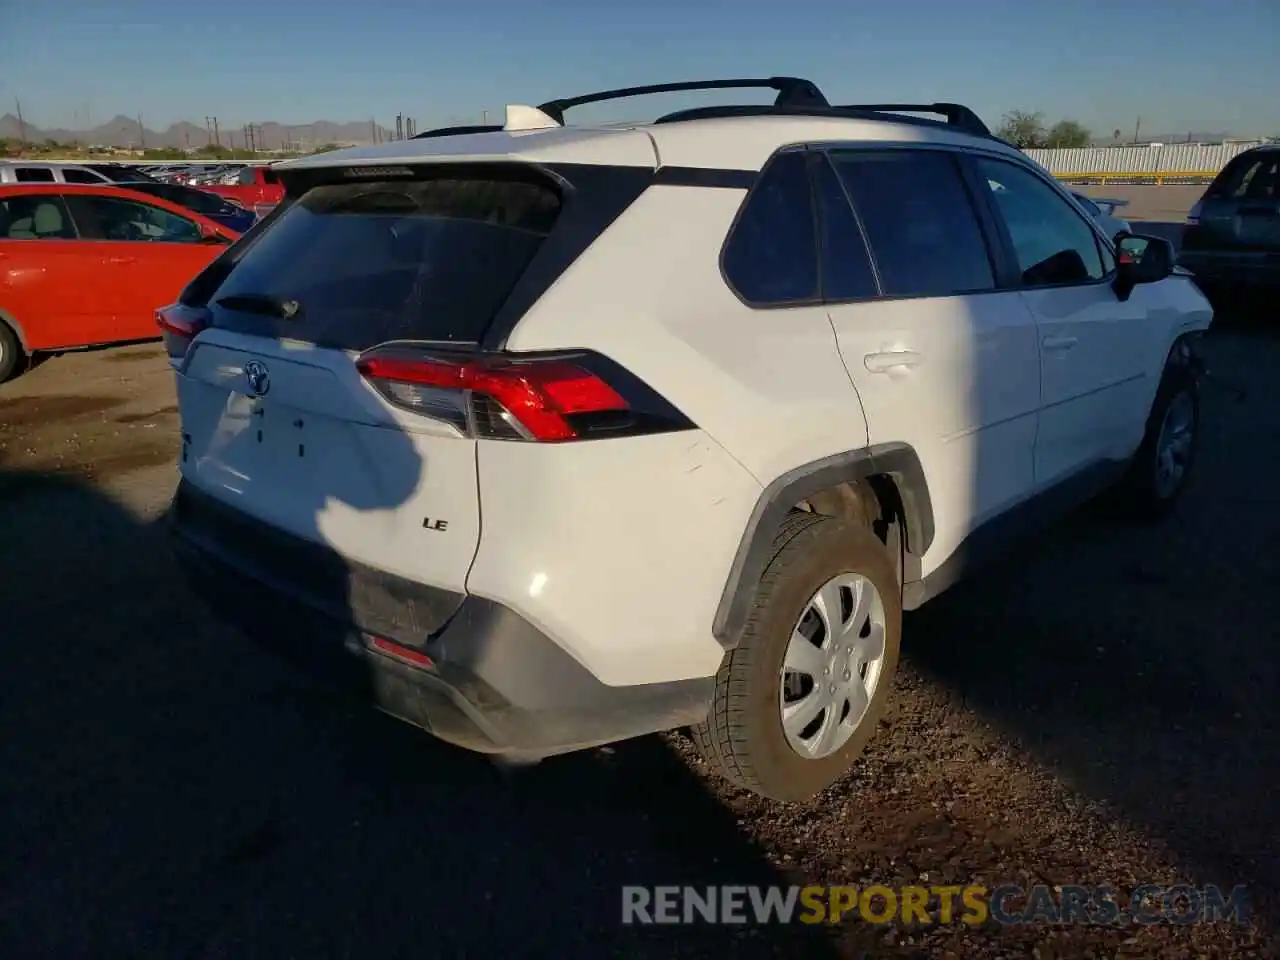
[1,112,1258,152]
[0,114,394,150]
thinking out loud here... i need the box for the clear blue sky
[3,0,1277,136]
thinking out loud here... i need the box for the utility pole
[15,99,27,144]
[1132,116,1141,146]
[213,117,220,148]
[138,114,145,150]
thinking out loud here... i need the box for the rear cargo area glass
[207,176,562,348]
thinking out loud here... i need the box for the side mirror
[1113,233,1174,301]
[198,223,229,244]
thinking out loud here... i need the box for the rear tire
[693,514,901,802]
[0,321,26,384]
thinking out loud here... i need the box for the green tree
[996,110,1047,149]
[1045,119,1091,148]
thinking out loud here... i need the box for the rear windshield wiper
[215,293,302,320]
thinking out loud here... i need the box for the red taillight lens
[356,347,690,443]
[156,304,210,362]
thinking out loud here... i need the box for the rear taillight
[156,303,210,362]
[1186,200,1202,225]
[355,346,694,442]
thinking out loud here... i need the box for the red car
[0,184,241,382]
[204,165,285,214]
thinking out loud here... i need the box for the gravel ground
[2,313,1278,958]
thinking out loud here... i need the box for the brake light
[355,347,693,442]
[156,304,210,362]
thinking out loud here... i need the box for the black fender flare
[712,443,934,650]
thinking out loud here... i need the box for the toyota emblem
[244,360,270,397]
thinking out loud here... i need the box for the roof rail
[410,123,503,140]
[836,102,991,137]
[653,102,994,139]
[536,76,828,124]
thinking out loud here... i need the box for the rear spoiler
[1092,197,1131,215]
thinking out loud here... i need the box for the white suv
[163,78,1212,802]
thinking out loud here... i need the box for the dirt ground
[2,307,1279,957]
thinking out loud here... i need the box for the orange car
[0,183,241,383]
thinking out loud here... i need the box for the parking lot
[2,239,1279,956]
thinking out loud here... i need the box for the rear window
[207,175,562,348]
[1209,152,1280,200]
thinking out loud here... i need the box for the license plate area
[1236,210,1280,247]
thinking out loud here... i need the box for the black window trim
[717,144,826,311]
[809,150,883,301]
[816,141,1015,304]
[960,149,1120,293]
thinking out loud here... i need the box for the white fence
[1023,142,1268,181]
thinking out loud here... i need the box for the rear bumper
[169,479,713,758]
[1178,249,1280,289]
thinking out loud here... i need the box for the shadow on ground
[904,319,1280,926]
[0,471,838,959]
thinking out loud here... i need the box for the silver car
[1069,190,1132,241]
[0,161,115,185]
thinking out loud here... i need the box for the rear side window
[208,175,563,347]
[721,151,819,305]
[0,195,78,240]
[15,168,56,183]
[828,150,996,298]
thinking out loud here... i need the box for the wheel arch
[0,307,30,353]
[713,443,934,650]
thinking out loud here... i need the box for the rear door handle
[863,350,922,373]
[1042,336,1078,352]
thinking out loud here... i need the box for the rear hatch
[168,165,577,637]
[1184,150,1280,252]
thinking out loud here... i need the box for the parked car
[202,164,284,211]
[1069,190,1131,239]
[83,163,158,183]
[164,78,1212,802]
[113,179,257,233]
[1179,144,1280,306]
[0,184,240,382]
[1,161,116,185]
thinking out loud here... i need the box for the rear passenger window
[0,195,77,240]
[812,154,878,301]
[721,151,818,305]
[15,168,56,183]
[828,150,995,298]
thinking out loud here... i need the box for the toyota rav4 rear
[164,135,762,761]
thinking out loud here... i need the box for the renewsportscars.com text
[621,884,1250,926]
